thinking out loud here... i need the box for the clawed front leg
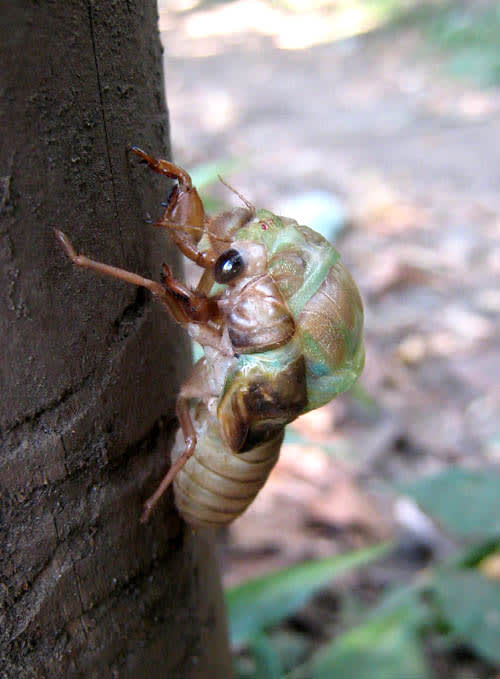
[157,218,217,269]
[160,263,220,325]
[55,230,220,325]
[55,230,167,297]
[129,146,216,269]
[129,146,193,186]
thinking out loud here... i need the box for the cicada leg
[129,147,257,274]
[156,215,216,269]
[159,263,220,325]
[55,231,219,325]
[129,146,216,269]
[55,230,166,298]
[140,396,197,523]
[140,362,213,523]
[129,145,193,186]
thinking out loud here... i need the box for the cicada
[56,148,364,528]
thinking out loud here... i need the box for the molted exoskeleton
[172,402,283,527]
[56,148,364,528]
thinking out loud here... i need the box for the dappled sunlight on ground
[160,0,402,53]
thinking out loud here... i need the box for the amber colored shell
[172,404,283,528]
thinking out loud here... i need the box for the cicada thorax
[210,245,309,454]
[172,402,283,528]
[225,210,365,412]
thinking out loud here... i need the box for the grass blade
[227,542,391,648]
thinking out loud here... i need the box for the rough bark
[0,2,232,677]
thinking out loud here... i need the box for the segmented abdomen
[172,404,283,528]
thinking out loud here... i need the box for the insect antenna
[218,175,255,215]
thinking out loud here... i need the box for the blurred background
[158,1,500,676]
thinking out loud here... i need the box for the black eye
[214,249,245,284]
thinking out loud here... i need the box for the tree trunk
[0,2,232,677]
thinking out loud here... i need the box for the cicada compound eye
[214,248,245,284]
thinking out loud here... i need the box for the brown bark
[0,2,232,677]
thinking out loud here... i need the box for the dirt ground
[158,1,500,588]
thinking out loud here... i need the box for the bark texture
[0,2,232,677]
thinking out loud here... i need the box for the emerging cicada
[57,148,364,528]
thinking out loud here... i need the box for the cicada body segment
[172,403,283,528]
[217,335,307,453]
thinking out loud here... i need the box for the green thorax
[208,209,340,316]
[207,209,364,410]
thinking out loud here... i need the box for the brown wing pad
[217,353,307,453]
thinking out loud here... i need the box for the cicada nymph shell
[172,403,283,527]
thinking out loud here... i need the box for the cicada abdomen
[172,402,283,528]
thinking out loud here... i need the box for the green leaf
[189,159,241,190]
[226,543,391,648]
[248,634,283,679]
[432,570,500,665]
[290,600,429,679]
[269,630,310,674]
[197,195,227,214]
[400,468,500,540]
[421,5,500,87]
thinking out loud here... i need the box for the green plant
[386,1,500,87]
[423,3,500,87]
[227,467,500,678]
[189,158,242,213]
